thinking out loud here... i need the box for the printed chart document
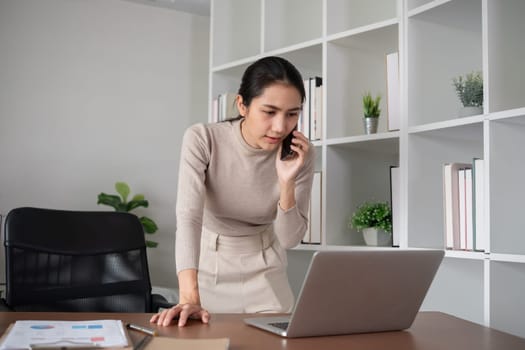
[0,320,129,349]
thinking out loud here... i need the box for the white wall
[0,0,210,288]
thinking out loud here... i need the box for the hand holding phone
[280,126,297,161]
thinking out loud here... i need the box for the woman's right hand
[150,303,210,327]
[152,269,209,326]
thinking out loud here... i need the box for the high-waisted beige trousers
[198,226,294,313]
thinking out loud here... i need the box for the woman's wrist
[178,289,201,305]
[279,181,296,210]
[178,269,201,305]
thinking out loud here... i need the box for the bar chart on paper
[0,320,129,349]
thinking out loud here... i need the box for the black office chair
[2,207,173,312]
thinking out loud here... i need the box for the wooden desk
[0,311,524,350]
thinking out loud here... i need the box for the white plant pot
[458,106,483,117]
[362,227,392,246]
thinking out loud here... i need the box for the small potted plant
[452,70,483,117]
[349,201,392,246]
[98,181,158,247]
[362,92,381,134]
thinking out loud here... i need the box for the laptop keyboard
[269,322,289,330]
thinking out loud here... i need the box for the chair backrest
[4,207,153,312]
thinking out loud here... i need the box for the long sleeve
[273,147,315,249]
[175,124,209,272]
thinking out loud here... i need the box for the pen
[132,335,152,350]
[126,323,158,337]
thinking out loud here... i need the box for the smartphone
[280,125,298,161]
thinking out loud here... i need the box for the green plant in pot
[349,201,392,246]
[97,181,158,247]
[452,70,483,117]
[362,92,381,134]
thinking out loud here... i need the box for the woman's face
[237,82,302,151]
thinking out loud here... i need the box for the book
[443,162,472,250]
[309,171,322,244]
[211,98,218,123]
[458,168,467,250]
[386,52,400,131]
[314,85,323,140]
[472,158,486,251]
[465,168,473,250]
[390,166,400,247]
[299,78,310,138]
[218,92,239,121]
[309,77,322,141]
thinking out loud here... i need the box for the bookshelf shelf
[407,0,482,127]
[408,123,483,250]
[489,114,525,256]
[325,132,400,147]
[326,18,400,42]
[264,40,324,61]
[444,250,487,260]
[407,115,484,134]
[326,0,398,35]
[211,0,261,67]
[443,251,525,265]
[326,24,399,139]
[490,260,525,338]
[490,254,525,264]
[487,0,525,113]
[421,257,485,324]
[407,0,454,17]
[488,107,525,122]
[264,0,322,51]
[209,0,525,338]
[291,244,322,251]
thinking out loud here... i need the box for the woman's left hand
[276,130,309,185]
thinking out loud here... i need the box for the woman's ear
[236,95,247,117]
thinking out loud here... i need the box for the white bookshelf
[209,0,525,338]
[405,0,525,338]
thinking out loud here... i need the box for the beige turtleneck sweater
[175,119,315,272]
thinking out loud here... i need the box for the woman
[151,56,315,327]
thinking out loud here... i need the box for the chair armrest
[0,298,13,311]
[151,294,177,312]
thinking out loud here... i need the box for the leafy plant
[452,71,483,107]
[97,181,158,247]
[362,92,381,118]
[349,202,392,233]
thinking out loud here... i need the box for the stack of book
[302,171,322,245]
[211,92,239,123]
[442,159,485,251]
[299,77,323,141]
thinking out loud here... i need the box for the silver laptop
[244,249,444,338]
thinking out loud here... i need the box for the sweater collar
[233,118,276,157]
